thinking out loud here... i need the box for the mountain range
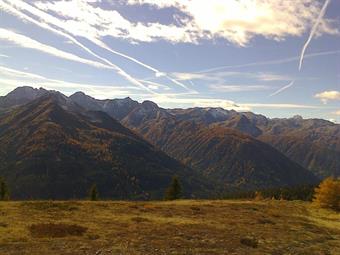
[1,86,337,199]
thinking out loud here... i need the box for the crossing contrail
[299,0,332,71]
[271,0,332,97]
[3,0,192,92]
[0,0,157,94]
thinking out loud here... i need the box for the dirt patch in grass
[29,223,87,238]
[21,201,80,212]
[130,217,151,223]
[257,218,275,225]
[0,222,8,228]
[240,237,258,248]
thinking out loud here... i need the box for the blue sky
[0,0,339,121]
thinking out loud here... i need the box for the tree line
[1,175,339,211]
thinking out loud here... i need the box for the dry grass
[28,223,87,238]
[0,200,339,254]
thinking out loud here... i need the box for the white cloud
[242,103,318,109]
[0,65,143,99]
[168,71,289,93]
[209,84,271,93]
[4,0,335,47]
[315,90,340,103]
[0,65,321,112]
[171,70,290,83]
[1,0,191,92]
[127,0,339,46]
[29,0,193,43]
[147,94,319,112]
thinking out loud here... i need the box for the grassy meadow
[0,200,339,255]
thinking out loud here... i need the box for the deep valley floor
[0,200,339,255]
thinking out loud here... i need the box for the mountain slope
[0,94,208,199]
[122,108,318,189]
[70,92,139,120]
[1,87,337,179]
[0,86,48,108]
[169,108,340,178]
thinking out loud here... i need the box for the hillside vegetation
[0,200,339,255]
[0,94,208,199]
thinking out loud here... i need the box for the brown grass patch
[29,223,87,238]
[130,217,151,223]
[21,201,80,212]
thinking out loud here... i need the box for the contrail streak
[299,0,332,71]
[196,50,340,74]
[4,0,191,92]
[80,38,192,91]
[1,0,156,94]
[272,0,332,97]
[269,81,295,97]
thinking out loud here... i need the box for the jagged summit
[1,86,339,179]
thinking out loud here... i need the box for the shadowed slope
[0,95,209,199]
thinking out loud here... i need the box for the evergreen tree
[164,176,182,200]
[89,184,99,201]
[313,177,340,211]
[0,177,9,201]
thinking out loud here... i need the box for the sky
[0,0,339,121]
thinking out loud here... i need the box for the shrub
[254,191,263,201]
[164,176,182,200]
[313,177,340,211]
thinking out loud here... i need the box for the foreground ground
[0,200,339,255]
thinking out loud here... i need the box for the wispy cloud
[0,28,113,70]
[147,95,320,112]
[0,53,9,58]
[8,0,337,47]
[0,65,323,112]
[0,65,143,99]
[209,84,271,93]
[1,0,191,92]
[195,50,340,73]
[0,1,158,94]
[169,70,290,94]
[315,90,340,103]
[128,0,338,46]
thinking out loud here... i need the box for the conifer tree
[89,184,99,201]
[313,177,340,211]
[164,176,182,200]
[0,177,9,201]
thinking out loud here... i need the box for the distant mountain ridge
[0,92,209,199]
[1,87,338,192]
